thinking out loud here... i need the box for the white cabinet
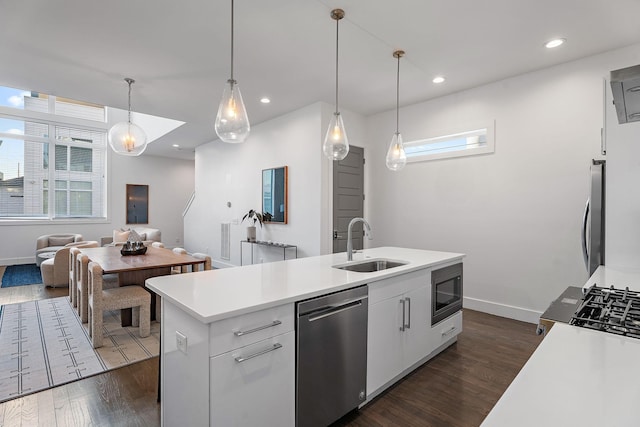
[210,331,295,426]
[367,268,431,397]
[161,300,295,427]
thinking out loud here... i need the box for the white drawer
[210,331,295,427]
[209,303,294,356]
[432,311,462,348]
[368,268,431,305]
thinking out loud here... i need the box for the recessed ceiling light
[172,144,180,148]
[432,76,445,84]
[545,38,566,49]
[260,97,271,104]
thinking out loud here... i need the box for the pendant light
[386,50,407,171]
[323,8,349,161]
[108,78,148,156]
[215,0,250,143]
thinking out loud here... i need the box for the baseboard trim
[464,296,542,325]
[0,257,36,266]
[212,259,235,269]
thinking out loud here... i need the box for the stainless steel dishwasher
[296,285,368,427]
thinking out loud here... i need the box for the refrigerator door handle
[582,198,590,270]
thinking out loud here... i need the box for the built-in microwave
[432,263,463,325]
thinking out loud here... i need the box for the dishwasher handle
[306,298,365,322]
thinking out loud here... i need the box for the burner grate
[570,284,640,339]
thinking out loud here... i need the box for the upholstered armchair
[41,240,98,288]
[35,233,83,266]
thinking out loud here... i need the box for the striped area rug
[0,297,159,403]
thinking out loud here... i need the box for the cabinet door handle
[399,299,406,332]
[234,320,282,337]
[442,325,457,337]
[234,343,283,363]
[405,297,411,330]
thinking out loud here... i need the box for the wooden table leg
[119,267,170,327]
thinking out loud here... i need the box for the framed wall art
[126,184,149,224]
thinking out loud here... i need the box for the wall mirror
[262,166,288,224]
[126,184,149,224]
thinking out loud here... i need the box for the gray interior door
[333,146,364,253]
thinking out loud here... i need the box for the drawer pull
[234,343,283,363]
[442,325,457,337]
[234,320,282,337]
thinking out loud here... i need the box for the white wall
[0,153,194,265]
[363,43,640,323]
[604,56,640,269]
[185,102,366,267]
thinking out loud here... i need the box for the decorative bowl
[120,242,147,256]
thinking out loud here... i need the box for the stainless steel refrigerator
[582,159,605,276]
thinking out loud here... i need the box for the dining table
[78,245,205,326]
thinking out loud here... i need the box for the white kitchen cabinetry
[161,300,294,427]
[367,268,431,397]
[210,331,295,426]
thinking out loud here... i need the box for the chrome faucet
[347,217,372,261]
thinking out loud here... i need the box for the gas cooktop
[570,284,640,339]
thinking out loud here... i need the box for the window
[0,85,107,221]
[405,121,495,163]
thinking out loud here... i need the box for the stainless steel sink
[333,258,407,273]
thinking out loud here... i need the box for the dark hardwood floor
[0,285,542,427]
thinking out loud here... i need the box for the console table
[240,240,298,265]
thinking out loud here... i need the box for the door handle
[405,297,411,330]
[234,320,282,337]
[581,198,589,271]
[333,231,346,240]
[234,343,282,363]
[399,299,406,331]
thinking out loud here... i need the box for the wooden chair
[191,253,212,272]
[87,261,151,348]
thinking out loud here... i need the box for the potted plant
[242,209,264,242]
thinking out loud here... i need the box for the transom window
[405,121,495,163]
[0,85,107,221]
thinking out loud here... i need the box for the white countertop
[481,322,640,427]
[145,246,463,324]
[583,265,640,291]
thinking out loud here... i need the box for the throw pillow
[145,229,161,242]
[138,233,147,241]
[113,229,131,243]
[49,236,75,246]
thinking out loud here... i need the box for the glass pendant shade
[108,78,147,156]
[323,112,349,161]
[215,79,250,143]
[108,121,148,156]
[386,132,407,171]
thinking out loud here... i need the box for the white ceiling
[2,0,640,160]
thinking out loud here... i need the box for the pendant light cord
[395,54,400,135]
[335,15,339,115]
[127,79,133,124]
[230,0,235,82]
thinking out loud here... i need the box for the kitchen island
[146,247,464,426]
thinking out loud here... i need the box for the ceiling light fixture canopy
[108,78,148,156]
[386,50,407,171]
[323,8,349,161]
[215,0,250,143]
